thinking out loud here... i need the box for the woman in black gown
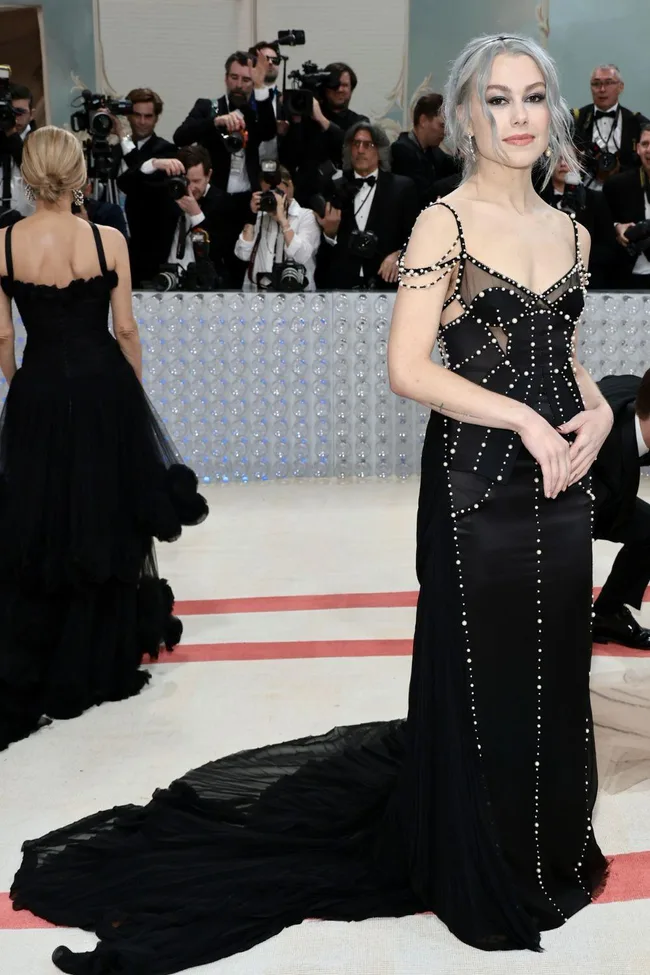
[0,126,207,750]
[10,36,615,973]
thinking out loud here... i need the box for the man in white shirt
[573,64,649,191]
[0,83,36,223]
[235,163,320,290]
[592,371,650,650]
[316,122,419,290]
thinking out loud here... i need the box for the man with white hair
[572,64,648,189]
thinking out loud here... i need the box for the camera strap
[592,106,621,154]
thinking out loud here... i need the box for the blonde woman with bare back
[0,126,207,750]
[11,39,611,973]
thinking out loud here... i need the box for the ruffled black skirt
[0,347,208,749]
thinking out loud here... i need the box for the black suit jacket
[319,170,419,289]
[592,375,650,540]
[114,133,177,285]
[390,133,461,209]
[602,167,649,282]
[573,104,649,173]
[172,184,236,282]
[173,94,276,193]
[85,199,128,237]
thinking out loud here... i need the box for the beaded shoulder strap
[397,200,464,291]
[567,210,591,292]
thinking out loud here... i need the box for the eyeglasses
[266,56,282,65]
[351,139,376,149]
[590,79,620,88]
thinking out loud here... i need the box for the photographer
[390,93,461,209]
[537,157,617,289]
[173,52,275,285]
[0,83,36,225]
[603,124,650,289]
[249,40,284,161]
[235,162,320,291]
[109,88,176,177]
[573,64,649,191]
[279,62,368,208]
[139,145,235,287]
[316,122,418,290]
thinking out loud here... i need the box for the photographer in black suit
[316,122,419,290]
[592,371,650,649]
[279,62,368,209]
[603,124,650,289]
[0,83,37,226]
[390,93,461,209]
[137,145,235,287]
[573,64,648,191]
[174,52,275,286]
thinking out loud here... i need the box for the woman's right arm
[388,205,571,499]
[103,227,143,382]
[0,231,16,383]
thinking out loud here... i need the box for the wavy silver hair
[443,33,579,187]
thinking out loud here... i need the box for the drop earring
[467,135,476,162]
[24,183,35,202]
[73,188,84,207]
[544,147,552,158]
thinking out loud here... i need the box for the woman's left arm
[557,222,613,484]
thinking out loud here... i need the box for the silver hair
[342,121,392,172]
[591,63,622,81]
[443,33,580,187]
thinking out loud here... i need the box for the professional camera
[556,173,587,215]
[581,143,620,182]
[348,229,379,260]
[208,101,247,154]
[257,260,308,292]
[143,230,228,291]
[0,65,18,133]
[310,160,360,219]
[70,89,133,136]
[167,174,189,200]
[284,61,339,117]
[258,159,284,213]
[623,220,650,258]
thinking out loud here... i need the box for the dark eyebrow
[486,83,546,93]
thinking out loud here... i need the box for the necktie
[354,176,377,188]
[595,110,616,120]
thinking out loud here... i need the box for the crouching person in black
[136,145,235,289]
[315,123,419,290]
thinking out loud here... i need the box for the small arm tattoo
[428,401,481,421]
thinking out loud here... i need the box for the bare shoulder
[95,223,127,265]
[403,201,461,264]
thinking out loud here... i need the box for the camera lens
[167,175,189,200]
[90,112,113,137]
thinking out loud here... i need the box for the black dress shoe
[593,605,650,649]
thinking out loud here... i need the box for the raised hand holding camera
[316,201,342,238]
[151,158,185,176]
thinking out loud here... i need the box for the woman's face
[468,53,550,171]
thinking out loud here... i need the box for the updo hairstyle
[20,125,87,203]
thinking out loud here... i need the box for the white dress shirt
[166,186,210,269]
[0,123,35,216]
[635,413,649,457]
[588,102,622,192]
[226,86,271,195]
[119,133,154,174]
[235,198,321,291]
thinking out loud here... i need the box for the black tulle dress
[0,222,207,750]
[10,203,608,973]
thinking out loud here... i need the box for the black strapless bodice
[1,271,122,377]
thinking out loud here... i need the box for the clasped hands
[520,403,613,499]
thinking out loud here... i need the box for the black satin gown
[0,222,207,749]
[10,203,608,973]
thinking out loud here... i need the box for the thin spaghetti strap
[432,199,467,253]
[4,223,14,280]
[90,222,108,277]
[565,210,590,290]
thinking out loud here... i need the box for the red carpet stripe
[0,849,647,929]
[174,586,650,616]
[153,638,649,663]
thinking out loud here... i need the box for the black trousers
[594,496,650,612]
